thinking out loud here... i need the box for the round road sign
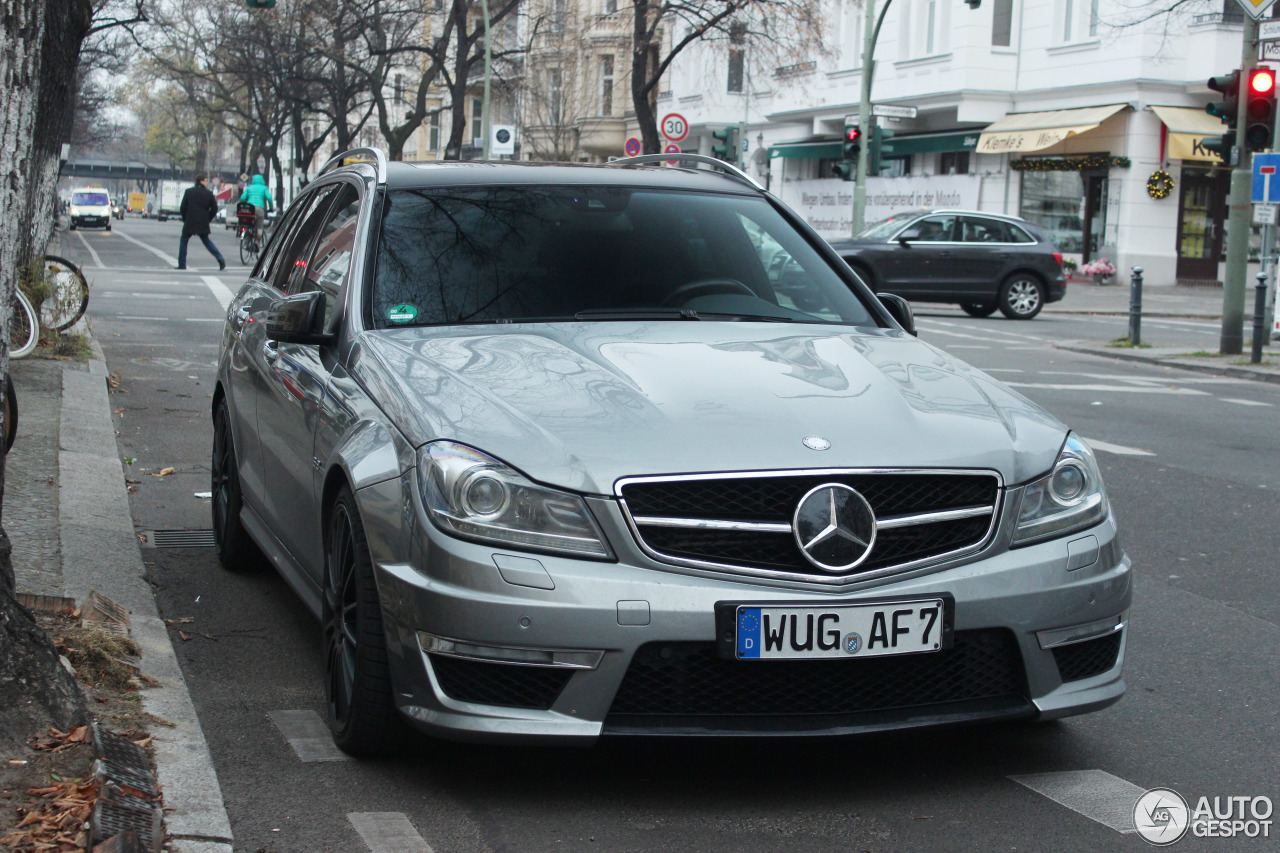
[624,137,642,157]
[661,113,689,142]
[664,144,681,165]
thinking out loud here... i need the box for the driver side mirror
[266,291,333,345]
[897,227,921,245]
[877,292,916,336]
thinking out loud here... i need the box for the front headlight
[1012,433,1109,546]
[70,207,80,216]
[419,441,611,559]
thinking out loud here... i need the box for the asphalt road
[57,217,1280,852]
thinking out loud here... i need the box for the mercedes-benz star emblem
[793,483,877,572]
[802,435,831,451]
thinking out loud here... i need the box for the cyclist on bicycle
[239,174,275,235]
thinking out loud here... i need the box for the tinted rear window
[371,186,874,328]
[73,192,109,206]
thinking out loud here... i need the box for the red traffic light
[846,126,862,142]
[1250,68,1275,94]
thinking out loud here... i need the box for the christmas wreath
[1147,170,1174,200]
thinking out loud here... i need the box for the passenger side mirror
[877,292,916,336]
[897,227,921,245]
[265,291,333,345]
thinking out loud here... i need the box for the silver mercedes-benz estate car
[212,148,1128,755]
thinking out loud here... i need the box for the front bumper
[363,479,1129,743]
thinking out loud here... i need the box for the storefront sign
[781,175,983,241]
[1168,134,1225,162]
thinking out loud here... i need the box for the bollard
[1129,266,1143,347]
[1252,271,1268,364]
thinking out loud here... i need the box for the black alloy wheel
[323,486,399,757]
[960,301,998,318]
[998,274,1046,320]
[211,402,264,570]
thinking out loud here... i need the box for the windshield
[856,212,923,240]
[72,192,109,206]
[372,186,874,328]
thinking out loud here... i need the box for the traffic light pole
[1222,17,1259,355]
[852,0,876,234]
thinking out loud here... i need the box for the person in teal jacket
[239,174,275,233]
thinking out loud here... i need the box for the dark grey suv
[829,209,1067,319]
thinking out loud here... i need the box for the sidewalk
[8,345,233,853]
[1047,279,1280,385]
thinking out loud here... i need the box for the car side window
[293,184,360,332]
[901,215,957,242]
[272,186,340,294]
[1007,224,1036,243]
[960,217,1012,243]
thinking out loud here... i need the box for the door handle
[262,340,280,362]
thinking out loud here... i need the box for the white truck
[156,180,186,221]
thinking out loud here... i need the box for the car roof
[378,160,759,194]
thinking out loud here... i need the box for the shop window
[1020,170,1085,253]
[940,151,969,175]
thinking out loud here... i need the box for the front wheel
[324,486,400,757]
[998,275,1046,320]
[960,301,998,318]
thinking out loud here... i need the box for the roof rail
[609,153,761,190]
[318,147,388,182]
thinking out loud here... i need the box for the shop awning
[768,139,842,159]
[881,130,982,156]
[976,104,1128,154]
[1151,105,1227,162]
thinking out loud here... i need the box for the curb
[61,337,233,853]
[1053,342,1280,386]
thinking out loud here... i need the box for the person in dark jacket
[177,174,226,270]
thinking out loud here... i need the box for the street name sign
[845,105,919,122]
[1253,153,1280,202]
[1234,0,1278,20]
[1262,20,1280,40]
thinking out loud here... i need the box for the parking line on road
[1221,398,1273,407]
[1009,770,1143,834]
[348,813,434,853]
[74,230,106,269]
[201,276,235,310]
[267,710,352,762]
[1080,438,1156,456]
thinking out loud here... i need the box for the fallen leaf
[151,466,176,478]
[163,617,194,625]
[178,631,191,641]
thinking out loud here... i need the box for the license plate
[728,599,948,660]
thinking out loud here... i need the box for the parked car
[829,209,1066,319]
[213,150,1127,754]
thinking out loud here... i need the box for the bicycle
[3,372,16,455]
[237,202,264,266]
[10,287,38,360]
[41,254,90,331]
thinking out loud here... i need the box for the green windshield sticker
[387,304,419,324]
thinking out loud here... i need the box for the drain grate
[139,529,216,548]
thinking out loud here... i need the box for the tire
[4,373,17,455]
[847,261,875,288]
[998,274,1046,320]
[10,290,39,359]
[239,232,258,266]
[324,486,400,757]
[41,255,90,331]
[211,401,265,571]
[960,301,998,318]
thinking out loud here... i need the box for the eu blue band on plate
[737,608,761,658]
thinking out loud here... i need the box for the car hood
[353,323,1067,494]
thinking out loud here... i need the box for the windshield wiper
[574,309,702,321]
[695,313,799,323]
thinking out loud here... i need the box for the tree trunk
[630,1,660,154]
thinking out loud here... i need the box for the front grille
[428,654,573,710]
[620,471,999,579]
[1052,631,1122,682]
[606,629,1025,724]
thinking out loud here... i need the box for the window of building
[394,74,404,105]
[471,97,484,147]
[940,151,970,175]
[601,55,614,115]
[1062,0,1074,40]
[549,68,563,124]
[1089,0,1099,36]
[428,110,440,151]
[992,0,1012,46]
[926,0,938,53]
[604,0,616,12]
[550,0,565,32]
[727,50,744,93]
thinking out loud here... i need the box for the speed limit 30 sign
[661,113,689,142]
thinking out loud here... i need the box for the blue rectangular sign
[1252,153,1280,203]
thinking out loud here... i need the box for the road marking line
[1005,382,1210,395]
[267,710,352,762]
[112,315,171,321]
[1038,371,1244,385]
[74,230,105,269]
[348,813,434,853]
[943,344,991,349]
[184,318,223,322]
[1009,770,1143,834]
[979,368,1024,373]
[921,318,1048,343]
[1221,398,1273,407]
[201,275,235,310]
[113,227,182,266]
[1080,438,1156,456]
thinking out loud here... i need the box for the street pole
[1222,17,1260,355]
[480,0,492,160]
[852,0,876,234]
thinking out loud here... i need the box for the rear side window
[371,186,874,328]
[960,217,1014,243]
[1007,224,1036,243]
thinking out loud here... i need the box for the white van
[69,187,112,231]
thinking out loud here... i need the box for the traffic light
[246,0,277,7]
[1244,67,1276,151]
[1200,131,1237,165]
[711,126,738,162]
[869,126,894,175]
[1206,71,1240,127]
[843,125,863,160]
